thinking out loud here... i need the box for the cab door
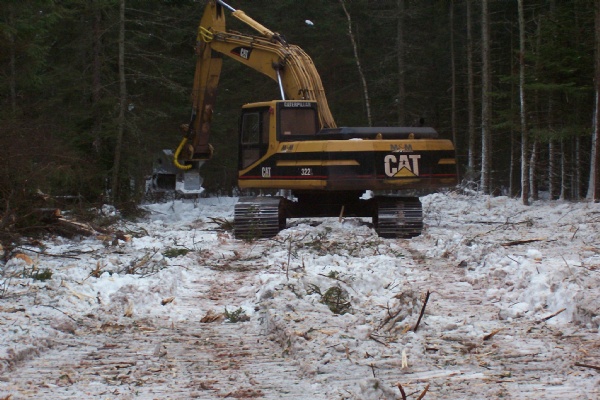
[239,108,270,170]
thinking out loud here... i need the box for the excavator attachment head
[150,150,205,195]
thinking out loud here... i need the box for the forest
[1,0,598,221]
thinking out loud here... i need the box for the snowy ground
[1,192,599,399]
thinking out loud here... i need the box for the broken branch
[317,273,357,294]
[377,303,404,330]
[368,334,388,347]
[575,362,600,372]
[483,328,503,341]
[397,383,407,400]
[413,290,431,333]
[54,218,97,237]
[501,238,545,247]
[369,363,376,378]
[538,308,566,324]
[416,384,430,400]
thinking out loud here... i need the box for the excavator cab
[238,100,319,170]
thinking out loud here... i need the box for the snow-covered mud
[1,193,599,399]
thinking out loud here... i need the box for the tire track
[0,265,326,399]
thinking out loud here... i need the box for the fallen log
[31,208,96,237]
[33,208,62,221]
[54,217,97,237]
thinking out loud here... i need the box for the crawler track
[375,197,423,238]
[234,197,284,239]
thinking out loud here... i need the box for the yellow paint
[383,178,420,186]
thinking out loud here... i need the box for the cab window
[280,108,318,137]
[240,110,270,169]
[241,112,260,144]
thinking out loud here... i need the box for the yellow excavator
[153,0,457,238]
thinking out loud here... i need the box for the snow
[1,192,599,399]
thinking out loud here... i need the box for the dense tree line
[0,0,598,220]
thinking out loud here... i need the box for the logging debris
[501,238,545,247]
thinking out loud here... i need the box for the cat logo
[231,46,252,60]
[384,154,421,177]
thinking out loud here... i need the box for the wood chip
[483,328,503,341]
[161,297,175,306]
[200,310,223,323]
[13,253,33,265]
[124,302,134,318]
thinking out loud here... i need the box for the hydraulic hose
[174,137,193,170]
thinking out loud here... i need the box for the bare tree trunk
[8,7,17,115]
[588,1,600,201]
[547,0,557,200]
[518,0,529,205]
[480,0,492,194]
[560,140,567,200]
[509,25,517,197]
[509,100,517,198]
[111,0,127,204]
[589,93,600,201]
[510,131,516,197]
[529,139,538,200]
[548,96,557,200]
[530,16,543,202]
[548,141,556,199]
[397,0,406,126]
[466,0,476,172]
[450,0,457,166]
[92,0,103,153]
[340,0,372,127]
[574,136,581,199]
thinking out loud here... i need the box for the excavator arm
[175,0,336,169]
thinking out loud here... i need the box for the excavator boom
[180,0,335,165]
